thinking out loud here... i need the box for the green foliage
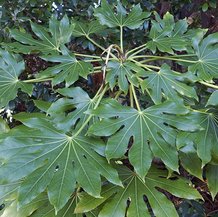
[1,1,218,216]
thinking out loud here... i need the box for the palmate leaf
[76,165,201,217]
[88,99,199,178]
[47,87,96,132]
[147,12,188,54]
[139,63,198,104]
[106,61,142,93]
[0,114,121,212]
[38,53,93,86]
[72,20,106,37]
[8,15,73,54]
[0,50,32,108]
[94,0,150,29]
[189,32,218,80]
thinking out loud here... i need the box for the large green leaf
[106,61,142,93]
[139,63,198,104]
[94,0,150,29]
[72,20,106,37]
[39,53,93,86]
[8,15,73,54]
[88,99,198,178]
[189,32,218,80]
[0,50,32,108]
[76,165,201,217]
[0,114,121,212]
[147,12,188,54]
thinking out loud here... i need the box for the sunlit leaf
[0,114,121,212]
[89,99,199,178]
[139,63,198,104]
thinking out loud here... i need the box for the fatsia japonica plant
[1,0,218,216]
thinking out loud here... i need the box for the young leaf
[147,12,188,54]
[0,50,32,108]
[72,20,106,37]
[39,53,93,86]
[89,165,201,217]
[0,114,121,212]
[9,15,74,54]
[94,0,150,29]
[89,99,198,178]
[140,63,198,104]
[106,61,141,93]
[189,32,218,80]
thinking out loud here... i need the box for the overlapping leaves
[0,114,121,212]
[89,99,198,178]
[75,165,201,217]
[8,15,73,54]
[0,50,32,108]
[147,12,188,54]
[47,87,96,132]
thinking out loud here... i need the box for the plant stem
[73,84,108,137]
[129,86,134,107]
[130,59,155,71]
[115,90,122,100]
[84,59,103,62]
[86,35,105,51]
[131,84,141,111]
[120,26,123,53]
[129,46,148,57]
[74,53,101,58]
[199,81,218,90]
[23,77,53,83]
[126,43,147,56]
[130,55,198,63]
